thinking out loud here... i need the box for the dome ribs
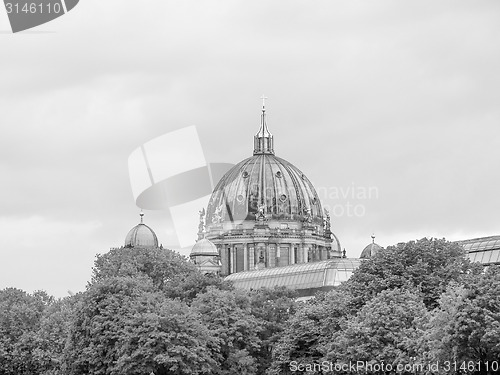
[206,155,325,229]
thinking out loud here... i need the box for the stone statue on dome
[212,204,223,224]
[255,203,268,223]
[303,208,313,224]
[198,208,205,230]
[324,208,331,232]
[197,208,206,240]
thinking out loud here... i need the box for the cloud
[0,215,103,296]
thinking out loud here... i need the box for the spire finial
[140,209,144,223]
[371,233,375,243]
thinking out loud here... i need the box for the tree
[421,266,500,373]
[115,298,216,375]
[30,294,81,375]
[91,246,232,303]
[325,288,428,371]
[90,246,195,290]
[248,287,298,374]
[343,237,476,310]
[192,287,263,375]
[164,271,233,303]
[65,276,215,375]
[0,288,53,375]
[269,289,353,375]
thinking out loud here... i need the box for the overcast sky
[1,0,499,297]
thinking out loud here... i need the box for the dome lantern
[253,95,274,155]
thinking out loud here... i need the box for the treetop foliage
[343,237,477,309]
[1,237,499,375]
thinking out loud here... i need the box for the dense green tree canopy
[269,238,488,375]
[248,287,298,374]
[31,294,81,375]
[66,276,215,375]
[164,270,234,303]
[420,266,500,372]
[192,287,263,375]
[90,246,195,289]
[0,288,54,375]
[344,237,476,309]
[269,290,353,375]
[2,238,499,375]
[325,288,428,368]
[91,245,233,302]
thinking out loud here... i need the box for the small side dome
[331,233,342,254]
[191,238,218,257]
[360,235,382,259]
[124,211,159,248]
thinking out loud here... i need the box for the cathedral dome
[202,100,341,276]
[360,235,382,259]
[124,212,159,248]
[206,154,324,226]
[205,99,325,228]
[191,238,218,256]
